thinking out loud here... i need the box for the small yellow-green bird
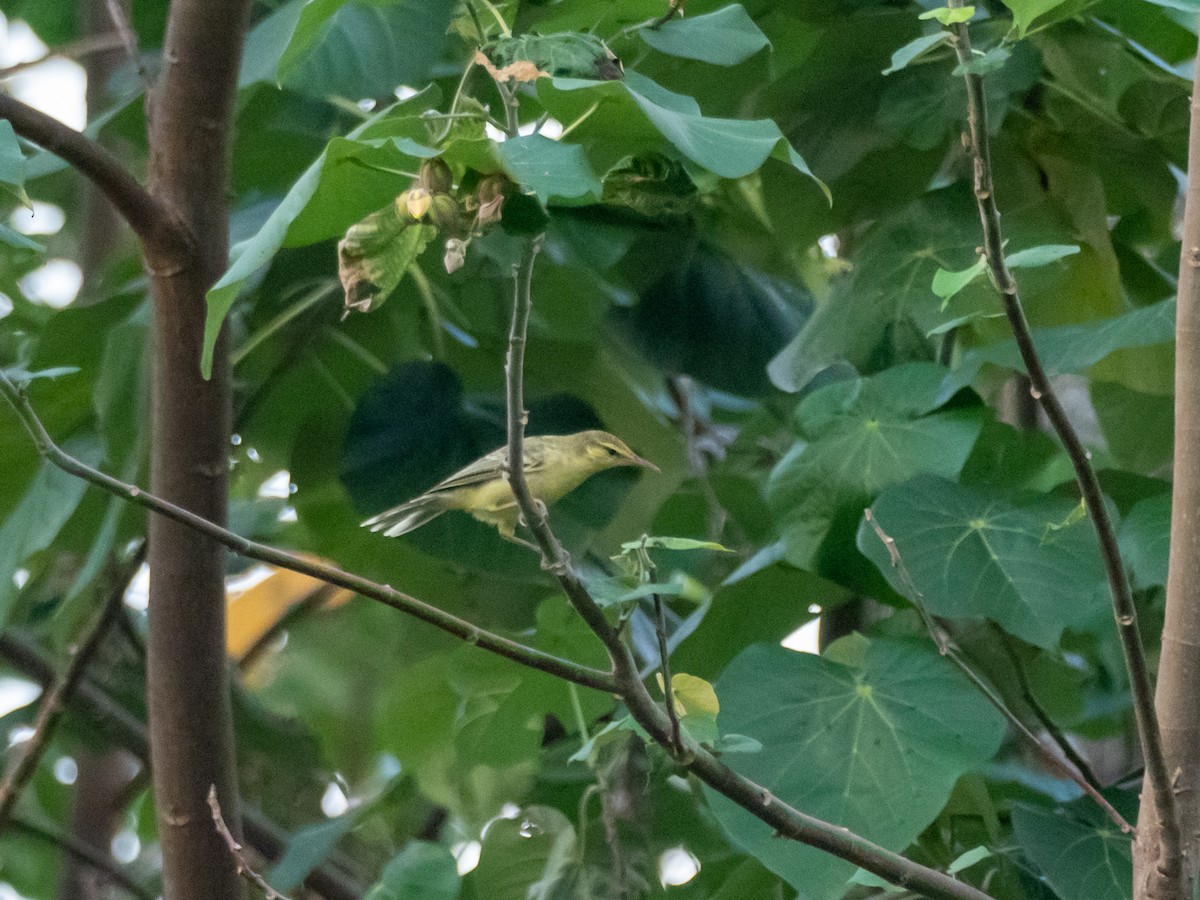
[361,430,658,544]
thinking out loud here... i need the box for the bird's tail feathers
[362,496,446,537]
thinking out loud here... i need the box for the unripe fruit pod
[418,157,453,195]
[427,193,464,233]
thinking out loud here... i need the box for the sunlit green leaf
[931,257,986,303]
[1001,0,1070,37]
[1006,243,1080,268]
[638,4,770,66]
[919,6,975,25]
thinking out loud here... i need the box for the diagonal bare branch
[0,369,617,695]
[0,94,181,251]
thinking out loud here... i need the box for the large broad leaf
[465,806,578,900]
[1118,492,1170,589]
[202,95,441,377]
[710,639,1005,899]
[497,135,602,204]
[611,239,809,395]
[365,841,460,900]
[240,0,457,99]
[936,298,1176,405]
[767,363,984,569]
[0,438,102,626]
[1011,800,1133,900]
[638,4,770,66]
[539,72,826,194]
[768,191,982,394]
[859,475,1107,648]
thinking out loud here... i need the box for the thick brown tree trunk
[1136,25,1200,900]
[143,1,249,897]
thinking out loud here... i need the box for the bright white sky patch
[659,846,700,887]
[19,258,83,307]
[782,618,821,654]
[0,17,87,129]
[10,201,65,235]
[0,677,41,717]
[321,781,350,817]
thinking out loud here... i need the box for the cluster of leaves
[0,0,1192,898]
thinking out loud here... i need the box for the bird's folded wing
[424,442,546,494]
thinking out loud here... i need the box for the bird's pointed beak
[628,454,660,473]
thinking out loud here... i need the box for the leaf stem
[944,4,1180,887]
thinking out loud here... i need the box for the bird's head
[576,430,660,473]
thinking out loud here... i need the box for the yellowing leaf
[667,673,720,718]
[226,564,352,659]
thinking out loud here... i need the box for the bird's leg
[498,521,541,552]
[517,498,550,529]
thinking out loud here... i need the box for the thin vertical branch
[943,6,1181,893]
[500,237,993,900]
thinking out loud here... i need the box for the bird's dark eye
[605,446,621,457]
